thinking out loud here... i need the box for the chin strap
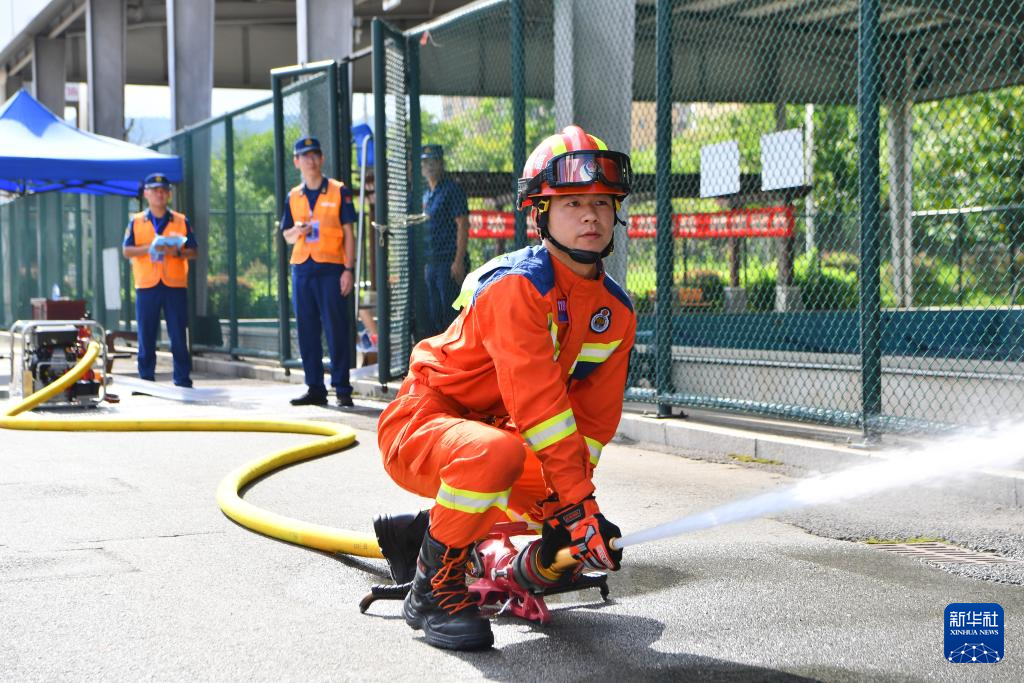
[533,199,622,266]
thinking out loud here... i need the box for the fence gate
[372,19,414,383]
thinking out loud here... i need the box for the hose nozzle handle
[550,537,621,571]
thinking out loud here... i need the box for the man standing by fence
[280,136,357,408]
[121,173,197,388]
[421,144,470,336]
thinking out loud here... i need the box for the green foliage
[420,98,555,178]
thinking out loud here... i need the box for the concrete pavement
[2,368,1022,680]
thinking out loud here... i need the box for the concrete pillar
[86,0,127,327]
[551,0,635,286]
[86,0,125,138]
[296,0,354,177]
[32,37,66,116]
[297,0,353,64]
[167,0,213,130]
[167,0,214,318]
[887,51,914,309]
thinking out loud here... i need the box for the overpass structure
[0,0,472,138]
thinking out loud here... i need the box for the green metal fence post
[328,61,342,182]
[654,0,675,418]
[75,195,83,297]
[858,0,883,438]
[90,197,101,327]
[408,34,425,339]
[408,39,422,211]
[34,195,45,298]
[372,18,392,384]
[272,72,291,363]
[511,0,526,249]
[225,116,239,354]
[0,205,6,325]
[338,62,353,187]
[183,134,197,360]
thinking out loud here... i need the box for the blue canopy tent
[0,90,181,196]
[0,90,183,327]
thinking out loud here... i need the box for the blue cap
[294,136,322,155]
[143,173,172,189]
[421,144,444,160]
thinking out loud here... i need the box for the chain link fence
[370,0,1024,433]
[0,191,134,330]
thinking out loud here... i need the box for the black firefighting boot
[372,510,430,584]
[403,531,494,651]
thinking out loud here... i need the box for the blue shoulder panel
[472,245,554,304]
[602,273,634,312]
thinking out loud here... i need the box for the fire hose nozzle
[550,536,621,571]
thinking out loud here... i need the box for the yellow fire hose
[2,340,584,571]
[1,341,382,559]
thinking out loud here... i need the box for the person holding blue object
[421,145,470,336]
[122,173,197,388]
[280,136,357,408]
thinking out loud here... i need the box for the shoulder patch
[602,273,634,313]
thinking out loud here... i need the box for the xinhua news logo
[945,603,1003,663]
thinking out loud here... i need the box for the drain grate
[871,542,1017,566]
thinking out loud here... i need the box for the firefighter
[375,125,636,650]
[122,173,197,388]
[280,136,357,408]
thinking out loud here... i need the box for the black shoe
[336,394,354,408]
[290,390,328,406]
[403,531,494,651]
[373,510,430,584]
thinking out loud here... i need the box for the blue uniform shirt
[422,176,468,264]
[123,209,197,249]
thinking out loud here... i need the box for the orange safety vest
[129,210,189,289]
[288,178,349,266]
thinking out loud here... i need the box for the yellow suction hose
[2,341,383,559]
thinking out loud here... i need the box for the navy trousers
[424,262,462,337]
[136,283,191,387]
[291,262,352,397]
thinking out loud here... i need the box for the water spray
[615,423,1024,549]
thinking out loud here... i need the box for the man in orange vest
[121,173,197,388]
[375,125,635,650]
[280,136,357,407]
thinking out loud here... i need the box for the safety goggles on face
[517,150,633,208]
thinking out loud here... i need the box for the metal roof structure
[415,0,1024,102]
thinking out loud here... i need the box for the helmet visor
[517,150,632,210]
[548,151,632,191]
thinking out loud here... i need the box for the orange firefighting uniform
[377,245,636,549]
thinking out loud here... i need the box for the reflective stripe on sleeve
[569,339,622,374]
[436,479,511,514]
[522,408,577,452]
[584,436,603,467]
[549,314,561,361]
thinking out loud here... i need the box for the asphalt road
[2,377,1021,681]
